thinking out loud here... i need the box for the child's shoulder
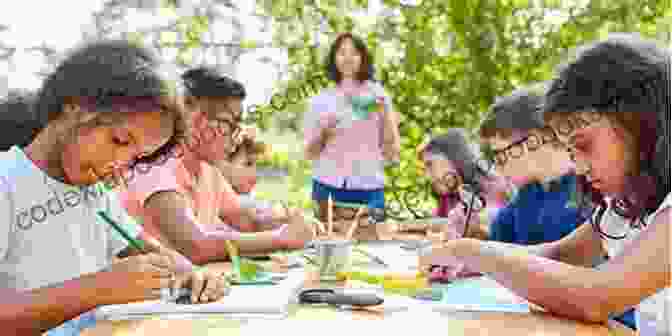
[0,148,21,177]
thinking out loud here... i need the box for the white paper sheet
[94,269,306,320]
[354,241,419,272]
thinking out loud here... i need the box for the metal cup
[312,239,353,281]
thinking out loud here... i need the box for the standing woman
[303,33,400,235]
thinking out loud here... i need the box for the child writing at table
[213,131,310,249]
[416,129,510,281]
[420,33,669,335]
[120,66,315,264]
[478,85,637,329]
[478,85,588,247]
[222,129,266,195]
[417,128,509,241]
[0,40,229,335]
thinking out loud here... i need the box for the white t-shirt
[0,146,140,291]
[600,194,671,335]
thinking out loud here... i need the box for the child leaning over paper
[215,129,314,249]
[0,40,228,336]
[119,67,315,266]
[416,129,510,281]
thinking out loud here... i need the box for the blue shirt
[489,174,584,245]
[488,174,637,330]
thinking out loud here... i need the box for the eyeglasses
[548,111,604,159]
[208,118,242,140]
[549,111,604,141]
[482,129,558,167]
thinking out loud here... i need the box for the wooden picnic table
[82,255,635,336]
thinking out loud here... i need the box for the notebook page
[94,269,305,320]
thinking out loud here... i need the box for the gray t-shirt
[0,146,140,291]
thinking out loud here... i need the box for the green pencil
[97,211,145,252]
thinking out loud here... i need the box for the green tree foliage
[247,0,669,219]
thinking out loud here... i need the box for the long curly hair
[543,33,670,234]
[422,129,503,217]
[34,39,188,165]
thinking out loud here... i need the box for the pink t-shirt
[119,155,251,247]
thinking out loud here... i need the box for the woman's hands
[319,114,340,145]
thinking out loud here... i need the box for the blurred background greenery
[243,0,670,219]
[7,0,666,219]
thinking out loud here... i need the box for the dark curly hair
[325,33,375,83]
[0,90,42,150]
[181,66,246,99]
[479,83,548,139]
[31,40,187,166]
[543,33,670,235]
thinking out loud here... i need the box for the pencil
[304,213,326,234]
[327,194,333,238]
[224,240,242,279]
[97,211,145,252]
[346,206,364,241]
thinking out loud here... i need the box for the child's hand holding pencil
[97,211,231,304]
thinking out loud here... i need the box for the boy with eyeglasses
[479,86,586,247]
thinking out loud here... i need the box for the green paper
[333,201,368,209]
[238,259,262,281]
[231,272,275,285]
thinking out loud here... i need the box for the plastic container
[312,239,354,281]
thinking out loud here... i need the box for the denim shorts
[311,179,385,209]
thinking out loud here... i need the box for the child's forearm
[0,271,112,335]
[236,230,281,254]
[255,205,289,231]
[452,238,610,322]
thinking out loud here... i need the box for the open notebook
[94,269,306,321]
